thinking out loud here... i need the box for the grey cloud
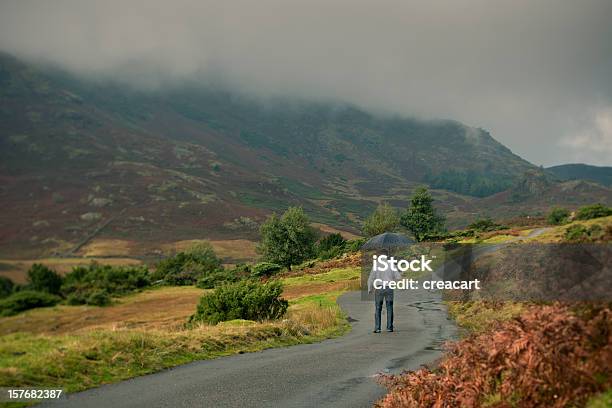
[1,0,611,166]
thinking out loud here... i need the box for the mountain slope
[1,53,609,257]
[547,164,612,187]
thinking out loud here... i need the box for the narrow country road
[42,288,457,408]
[42,228,550,408]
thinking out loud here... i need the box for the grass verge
[0,269,356,405]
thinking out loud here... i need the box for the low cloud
[1,0,611,166]
[562,107,612,165]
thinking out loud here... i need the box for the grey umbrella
[361,232,414,251]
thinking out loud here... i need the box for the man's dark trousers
[374,288,394,331]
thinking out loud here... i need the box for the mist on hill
[1,0,611,166]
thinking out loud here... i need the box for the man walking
[367,250,402,333]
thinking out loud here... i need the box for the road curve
[42,288,457,408]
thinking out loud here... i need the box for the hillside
[0,53,610,257]
[547,163,612,187]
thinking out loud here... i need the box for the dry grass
[0,285,349,394]
[525,215,612,243]
[78,239,136,257]
[0,267,361,336]
[283,280,360,299]
[0,304,348,394]
[447,301,527,333]
[0,286,205,335]
[0,262,358,396]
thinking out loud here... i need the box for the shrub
[251,262,283,278]
[564,223,605,242]
[86,290,111,306]
[196,266,244,289]
[316,233,346,260]
[27,264,63,295]
[575,204,612,220]
[0,276,14,298]
[190,280,288,325]
[317,233,346,252]
[0,290,61,316]
[547,207,570,225]
[66,293,87,305]
[317,245,345,260]
[61,263,150,304]
[153,243,222,285]
[467,217,505,232]
[345,238,367,252]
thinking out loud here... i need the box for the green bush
[421,229,475,241]
[564,224,589,241]
[467,218,505,232]
[316,233,346,260]
[86,290,111,306]
[575,204,612,221]
[153,243,222,285]
[317,233,346,252]
[565,224,605,242]
[196,264,252,289]
[345,238,366,252]
[61,263,150,304]
[190,280,288,325]
[27,264,63,295]
[0,290,61,316]
[0,276,14,299]
[547,207,570,225]
[317,246,345,260]
[66,293,87,306]
[251,262,283,278]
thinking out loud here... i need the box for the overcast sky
[1,0,611,166]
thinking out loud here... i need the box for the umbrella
[361,232,414,251]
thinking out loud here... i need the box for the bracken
[377,304,612,408]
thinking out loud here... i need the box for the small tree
[258,207,317,269]
[362,203,400,237]
[547,207,570,225]
[27,264,63,295]
[400,186,445,241]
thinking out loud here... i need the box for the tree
[362,203,400,237]
[400,186,445,241]
[27,264,63,295]
[547,207,570,225]
[258,207,317,269]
